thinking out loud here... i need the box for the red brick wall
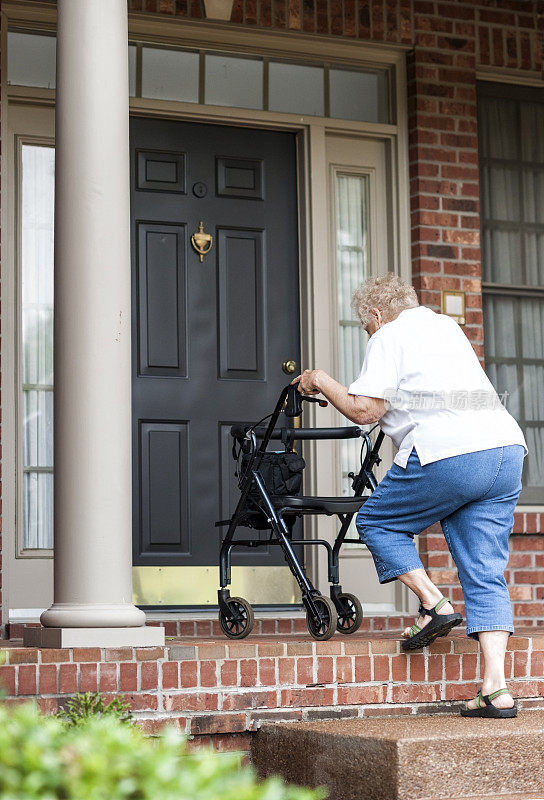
[407,0,543,360]
[2,635,544,747]
[420,524,544,628]
[128,0,544,71]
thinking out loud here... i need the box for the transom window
[7,30,391,124]
[478,80,544,504]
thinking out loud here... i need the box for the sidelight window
[334,173,371,532]
[20,143,55,550]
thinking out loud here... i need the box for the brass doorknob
[282,360,297,375]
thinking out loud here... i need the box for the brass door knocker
[191,221,213,262]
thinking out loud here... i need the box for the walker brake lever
[305,397,328,407]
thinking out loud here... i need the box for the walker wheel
[219,597,254,639]
[335,592,363,635]
[306,595,337,641]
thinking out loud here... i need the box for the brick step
[4,614,417,641]
[251,711,544,800]
[1,632,543,744]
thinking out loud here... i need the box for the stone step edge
[74,696,544,736]
[3,615,418,641]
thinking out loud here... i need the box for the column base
[40,603,146,629]
[23,625,165,648]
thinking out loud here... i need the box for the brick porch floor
[1,616,544,754]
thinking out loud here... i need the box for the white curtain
[336,175,371,537]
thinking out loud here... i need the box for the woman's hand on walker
[291,369,324,395]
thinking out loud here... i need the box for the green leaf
[0,700,327,800]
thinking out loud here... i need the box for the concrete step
[435,796,544,800]
[251,710,544,800]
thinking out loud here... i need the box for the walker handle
[285,384,328,417]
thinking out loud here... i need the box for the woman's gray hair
[351,273,419,328]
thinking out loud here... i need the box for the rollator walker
[215,383,384,640]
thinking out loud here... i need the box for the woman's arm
[292,369,386,426]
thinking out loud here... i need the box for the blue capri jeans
[355,445,524,639]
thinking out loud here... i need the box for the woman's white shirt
[347,306,527,468]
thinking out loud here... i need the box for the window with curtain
[478,81,544,503]
[21,143,55,549]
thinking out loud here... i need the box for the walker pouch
[242,451,305,498]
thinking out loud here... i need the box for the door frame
[1,5,412,620]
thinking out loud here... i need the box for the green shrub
[0,702,326,800]
[56,691,133,726]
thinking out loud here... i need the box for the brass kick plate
[132,566,301,606]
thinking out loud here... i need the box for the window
[7,32,56,89]
[268,62,324,117]
[20,143,55,549]
[478,81,544,503]
[141,46,199,102]
[8,31,137,96]
[205,53,263,110]
[8,32,391,124]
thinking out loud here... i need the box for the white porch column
[26,0,163,647]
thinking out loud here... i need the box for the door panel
[130,118,301,572]
[139,421,191,556]
[217,228,265,379]
[137,223,188,376]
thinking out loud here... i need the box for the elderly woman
[293,273,526,718]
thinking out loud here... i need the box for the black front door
[130,118,300,572]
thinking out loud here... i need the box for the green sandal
[461,688,517,718]
[401,596,463,651]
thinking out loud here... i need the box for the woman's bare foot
[402,597,455,639]
[465,687,515,711]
